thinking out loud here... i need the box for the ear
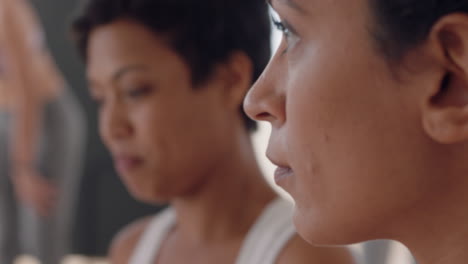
[216,51,253,110]
[422,14,468,144]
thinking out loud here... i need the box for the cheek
[132,100,227,183]
[281,49,434,242]
[97,106,114,148]
[133,105,184,164]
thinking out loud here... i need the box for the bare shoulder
[109,216,154,264]
[276,234,356,264]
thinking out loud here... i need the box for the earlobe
[423,105,468,144]
[423,14,468,144]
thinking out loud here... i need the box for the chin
[133,192,171,205]
[293,211,327,246]
[293,207,367,246]
[127,183,172,205]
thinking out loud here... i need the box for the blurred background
[1,0,416,263]
[1,0,163,263]
[31,0,163,257]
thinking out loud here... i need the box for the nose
[243,55,286,127]
[99,99,132,145]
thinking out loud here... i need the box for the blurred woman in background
[71,0,356,263]
[0,0,86,263]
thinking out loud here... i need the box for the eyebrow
[267,0,305,14]
[112,64,148,83]
[86,64,148,92]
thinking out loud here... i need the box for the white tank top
[129,198,296,264]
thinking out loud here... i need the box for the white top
[129,198,297,264]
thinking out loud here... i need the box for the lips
[274,166,293,184]
[114,155,144,174]
[267,152,293,185]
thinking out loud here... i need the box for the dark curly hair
[71,0,272,132]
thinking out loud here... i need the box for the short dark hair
[71,0,272,132]
[370,0,468,60]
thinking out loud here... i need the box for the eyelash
[127,85,153,98]
[272,17,290,37]
[271,16,297,54]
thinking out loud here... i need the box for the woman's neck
[169,132,277,244]
[407,220,468,264]
[397,169,468,264]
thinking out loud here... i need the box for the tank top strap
[235,198,296,264]
[129,208,176,264]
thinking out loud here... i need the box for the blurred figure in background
[0,0,86,263]
[71,0,356,263]
[26,0,165,257]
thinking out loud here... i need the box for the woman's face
[245,0,446,244]
[87,19,235,203]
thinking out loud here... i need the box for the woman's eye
[273,18,290,37]
[271,16,299,54]
[126,85,153,98]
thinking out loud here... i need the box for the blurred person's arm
[0,0,57,217]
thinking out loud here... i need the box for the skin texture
[86,19,356,264]
[244,0,468,263]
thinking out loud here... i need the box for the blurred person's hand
[12,167,58,217]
